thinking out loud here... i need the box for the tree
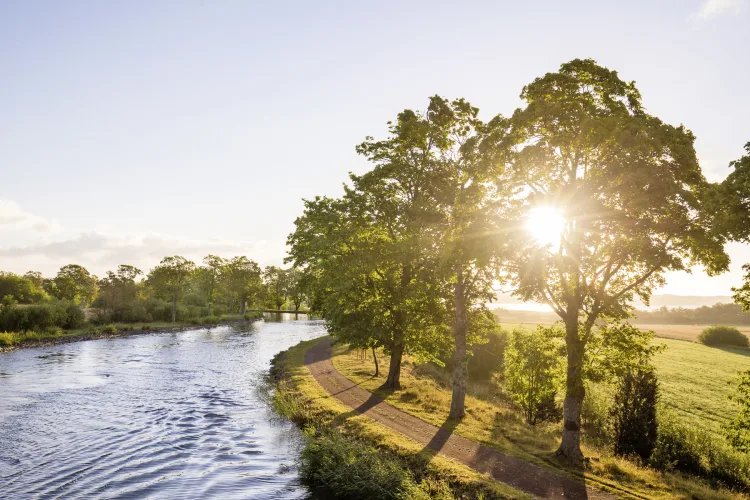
[196,255,226,316]
[223,256,262,314]
[146,256,195,322]
[734,265,750,312]
[504,326,563,425]
[263,266,289,310]
[53,264,98,306]
[285,268,306,312]
[98,265,142,312]
[507,59,730,459]
[0,272,47,303]
[421,95,516,419]
[610,365,659,463]
[725,144,750,311]
[724,370,750,453]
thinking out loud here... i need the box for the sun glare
[525,206,566,247]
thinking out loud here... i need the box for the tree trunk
[449,265,468,420]
[207,302,212,316]
[557,318,585,460]
[384,344,403,390]
[171,296,177,323]
[372,347,379,377]
[241,300,247,315]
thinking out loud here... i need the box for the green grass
[271,337,534,500]
[333,342,745,499]
[655,338,750,437]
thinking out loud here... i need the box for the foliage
[724,370,750,453]
[584,322,664,383]
[0,272,48,303]
[96,265,142,313]
[53,264,98,306]
[0,301,85,332]
[263,265,289,310]
[101,324,118,334]
[467,325,507,382]
[223,256,262,313]
[196,255,226,314]
[504,325,563,425]
[635,302,750,325]
[610,365,659,462]
[506,58,730,458]
[299,430,424,500]
[698,325,749,348]
[734,264,750,313]
[146,256,196,322]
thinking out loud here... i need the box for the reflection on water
[0,315,325,499]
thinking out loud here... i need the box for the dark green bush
[698,325,749,348]
[202,315,222,326]
[0,301,85,332]
[299,430,418,500]
[101,324,118,334]
[468,327,507,381]
[611,367,659,462]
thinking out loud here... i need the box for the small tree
[146,256,195,322]
[196,255,226,316]
[223,256,262,314]
[610,365,659,462]
[724,370,750,453]
[505,325,563,425]
[54,264,98,306]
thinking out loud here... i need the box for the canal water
[0,315,326,499]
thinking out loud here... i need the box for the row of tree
[0,256,307,323]
[286,59,750,460]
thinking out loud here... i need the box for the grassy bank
[0,311,263,351]
[332,341,746,499]
[270,337,533,499]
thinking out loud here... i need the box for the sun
[525,206,566,247]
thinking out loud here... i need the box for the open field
[332,342,745,499]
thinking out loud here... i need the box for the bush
[0,301,85,332]
[650,414,750,490]
[299,430,421,500]
[101,324,118,334]
[698,325,749,348]
[611,366,659,462]
[202,315,222,326]
[468,327,507,381]
[504,325,563,425]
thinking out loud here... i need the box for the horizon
[2,0,749,296]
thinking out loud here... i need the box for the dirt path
[305,337,617,500]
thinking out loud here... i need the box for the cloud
[692,0,743,19]
[0,200,61,233]
[0,231,284,276]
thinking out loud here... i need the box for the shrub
[610,366,659,462]
[468,327,507,381]
[725,370,750,453]
[0,301,85,332]
[202,315,221,326]
[101,324,118,334]
[189,318,201,325]
[299,430,420,500]
[698,325,749,348]
[504,325,563,425]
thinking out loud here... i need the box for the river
[0,315,326,499]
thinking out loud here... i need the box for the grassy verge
[333,343,745,499]
[270,337,535,499]
[0,312,262,350]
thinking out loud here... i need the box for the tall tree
[98,265,142,312]
[196,255,226,316]
[223,256,262,314]
[54,264,98,306]
[424,96,516,419]
[285,268,306,312]
[263,266,290,310]
[288,106,453,389]
[506,59,730,459]
[724,143,750,310]
[146,256,195,322]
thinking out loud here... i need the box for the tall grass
[0,328,62,347]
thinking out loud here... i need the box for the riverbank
[270,337,532,499]
[0,312,263,353]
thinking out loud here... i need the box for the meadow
[330,331,750,499]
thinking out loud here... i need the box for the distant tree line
[0,255,306,331]
[635,303,750,325]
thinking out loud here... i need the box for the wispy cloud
[0,231,280,276]
[692,0,743,20]
[0,200,61,233]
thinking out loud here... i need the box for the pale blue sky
[1,0,748,296]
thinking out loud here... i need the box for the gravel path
[305,337,618,499]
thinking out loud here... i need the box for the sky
[1,0,748,296]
